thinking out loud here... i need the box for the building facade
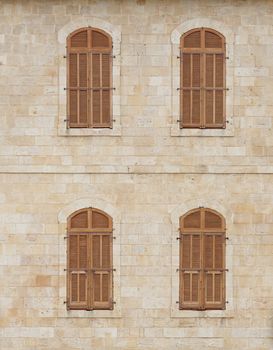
[0,0,272,349]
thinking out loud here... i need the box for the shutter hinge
[199,206,204,208]
[63,268,67,271]
[64,88,67,90]
[176,237,181,240]
[177,56,181,59]
[113,236,116,239]
[63,55,67,58]
[225,56,229,60]
[111,55,116,58]
[226,301,229,304]
[176,301,179,304]
[225,237,229,240]
[177,120,181,123]
[225,88,229,91]
[64,236,68,239]
[176,87,181,91]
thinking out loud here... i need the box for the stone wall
[0,0,272,349]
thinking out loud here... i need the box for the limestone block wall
[0,0,272,349]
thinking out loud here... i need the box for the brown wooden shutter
[67,208,113,311]
[203,233,225,309]
[68,234,89,309]
[180,233,202,309]
[67,28,112,128]
[91,234,113,309]
[180,28,225,128]
[68,29,89,128]
[179,208,226,310]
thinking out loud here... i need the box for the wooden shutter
[67,28,112,128]
[203,233,225,309]
[179,208,226,310]
[180,233,202,309]
[68,234,89,309]
[68,29,89,128]
[91,234,113,309]
[67,208,113,311]
[180,28,225,128]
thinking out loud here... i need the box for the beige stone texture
[0,0,273,349]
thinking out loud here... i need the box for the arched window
[179,208,226,310]
[180,28,226,128]
[67,27,112,128]
[67,208,113,310]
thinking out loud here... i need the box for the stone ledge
[171,309,234,318]
[57,125,122,137]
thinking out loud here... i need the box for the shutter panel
[91,53,101,125]
[183,30,201,48]
[180,233,202,309]
[215,54,224,125]
[204,210,222,229]
[101,53,111,125]
[92,30,110,48]
[204,53,225,127]
[91,234,113,309]
[71,30,88,48]
[205,30,222,48]
[182,210,201,229]
[203,233,225,309]
[91,53,111,127]
[68,52,88,128]
[68,234,88,309]
[181,52,201,127]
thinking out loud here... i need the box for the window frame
[57,198,121,318]
[179,207,226,311]
[67,207,113,311]
[180,28,226,129]
[57,18,121,137]
[170,200,234,318]
[170,19,234,137]
[67,27,113,129]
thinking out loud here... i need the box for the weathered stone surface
[0,0,273,349]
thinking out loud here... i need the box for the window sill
[58,125,121,137]
[58,307,122,318]
[171,308,234,318]
[170,123,234,137]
